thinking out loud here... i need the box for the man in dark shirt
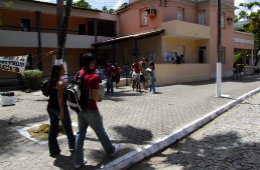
[74,53,120,168]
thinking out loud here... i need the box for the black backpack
[66,70,92,113]
[41,79,49,97]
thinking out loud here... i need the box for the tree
[235,1,260,66]
[102,6,114,13]
[72,0,91,9]
[56,0,73,60]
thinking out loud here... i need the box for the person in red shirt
[74,53,120,168]
[132,59,141,91]
[114,63,120,89]
[106,60,115,94]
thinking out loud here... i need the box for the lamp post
[216,0,222,97]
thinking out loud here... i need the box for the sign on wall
[0,55,28,75]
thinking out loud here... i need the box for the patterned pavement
[0,75,260,169]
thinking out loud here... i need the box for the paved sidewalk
[0,76,260,169]
[129,87,260,170]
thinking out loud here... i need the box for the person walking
[180,55,185,63]
[106,60,115,94]
[147,61,155,94]
[74,53,120,168]
[114,63,120,89]
[130,63,136,91]
[45,64,75,156]
[95,65,104,83]
[133,59,141,91]
[140,58,147,90]
[232,61,239,80]
[239,61,245,81]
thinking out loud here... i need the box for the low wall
[154,64,211,86]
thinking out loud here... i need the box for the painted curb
[101,86,260,170]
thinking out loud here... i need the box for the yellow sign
[0,55,28,75]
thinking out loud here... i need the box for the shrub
[17,73,24,86]
[23,69,43,90]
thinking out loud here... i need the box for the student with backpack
[44,64,75,156]
[106,60,115,94]
[73,53,120,169]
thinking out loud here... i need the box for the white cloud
[235,0,259,15]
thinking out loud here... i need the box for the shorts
[140,75,146,82]
[115,74,120,84]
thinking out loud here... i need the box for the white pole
[216,63,222,97]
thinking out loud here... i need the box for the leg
[109,78,114,93]
[74,111,89,166]
[106,77,110,93]
[61,107,75,150]
[85,110,115,155]
[47,107,60,155]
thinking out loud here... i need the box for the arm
[91,77,102,102]
[92,89,102,102]
[57,80,65,120]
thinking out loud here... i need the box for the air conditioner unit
[227,18,233,22]
[145,9,156,17]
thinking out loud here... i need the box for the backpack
[66,70,92,113]
[176,56,181,64]
[41,79,49,97]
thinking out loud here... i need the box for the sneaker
[109,144,121,157]
[74,158,87,169]
[105,92,110,95]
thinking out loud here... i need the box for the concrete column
[244,51,246,65]
[93,18,97,42]
[35,11,42,70]
[112,44,115,66]
[135,39,138,60]
[251,50,254,66]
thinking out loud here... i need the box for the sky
[43,0,259,13]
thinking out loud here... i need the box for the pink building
[92,0,254,86]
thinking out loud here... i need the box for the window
[78,24,86,35]
[177,8,184,21]
[124,49,130,64]
[221,12,225,28]
[144,52,156,61]
[141,9,148,26]
[198,10,205,25]
[20,18,31,32]
[163,52,175,62]
[220,47,225,63]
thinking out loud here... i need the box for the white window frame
[141,9,148,26]
[20,18,31,32]
[221,12,225,28]
[177,8,184,21]
[198,10,205,25]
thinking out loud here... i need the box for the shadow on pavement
[128,132,260,169]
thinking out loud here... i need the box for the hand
[58,111,64,120]
[110,77,112,81]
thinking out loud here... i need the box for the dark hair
[142,57,146,60]
[150,61,155,70]
[136,59,139,62]
[107,60,111,63]
[81,52,95,67]
[45,64,63,95]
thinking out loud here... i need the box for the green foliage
[72,0,91,8]
[235,1,260,66]
[22,69,43,90]
[17,73,24,86]
[102,6,114,13]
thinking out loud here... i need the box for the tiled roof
[92,29,165,47]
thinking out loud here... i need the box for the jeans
[233,71,239,79]
[74,108,115,165]
[47,106,75,155]
[150,74,155,93]
[106,77,114,93]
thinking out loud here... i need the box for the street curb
[102,86,260,170]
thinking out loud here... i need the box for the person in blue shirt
[95,65,104,83]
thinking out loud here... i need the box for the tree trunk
[254,34,260,66]
[57,0,73,60]
[56,0,63,49]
